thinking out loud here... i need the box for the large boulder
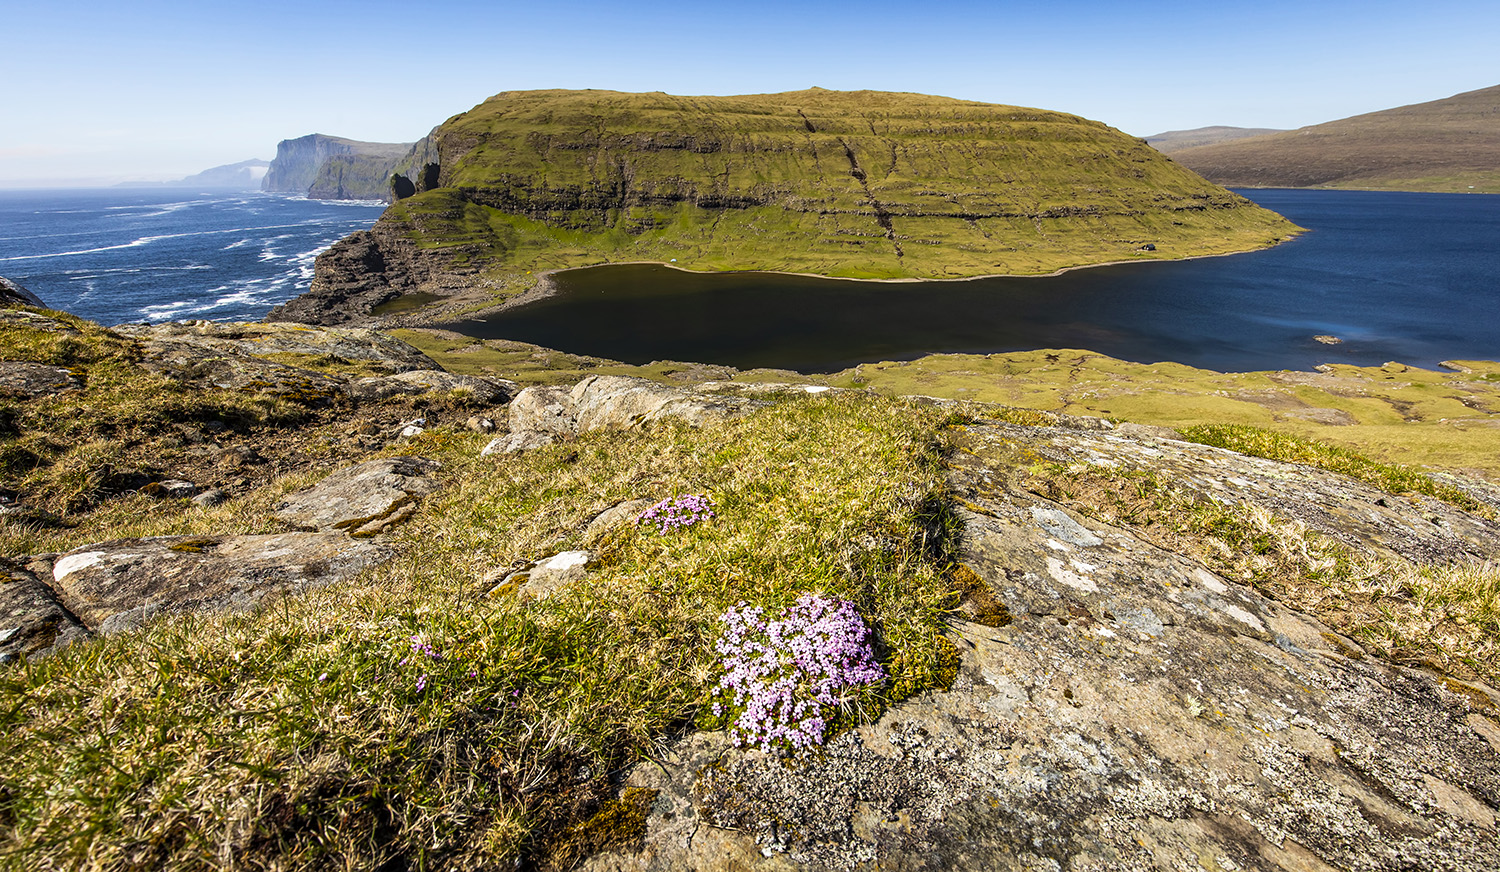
[273,456,440,536]
[581,419,1500,872]
[346,370,517,404]
[48,533,390,634]
[485,376,767,454]
[0,276,46,309]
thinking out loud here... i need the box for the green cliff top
[364,88,1296,310]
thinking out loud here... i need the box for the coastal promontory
[271,88,1299,325]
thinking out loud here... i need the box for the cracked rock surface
[583,420,1500,872]
[273,456,440,535]
[40,533,390,635]
[486,376,768,453]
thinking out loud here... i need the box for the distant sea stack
[274,88,1300,326]
[1168,84,1500,193]
[262,134,412,200]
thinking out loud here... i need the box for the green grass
[824,350,1500,479]
[0,394,968,870]
[373,88,1298,309]
[0,312,314,519]
[1177,423,1490,516]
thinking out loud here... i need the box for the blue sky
[3,0,1497,186]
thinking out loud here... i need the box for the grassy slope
[396,330,1500,481]
[822,350,1500,478]
[2,391,965,870]
[1144,126,1286,153]
[375,88,1296,296]
[4,314,1498,868]
[1168,84,1500,193]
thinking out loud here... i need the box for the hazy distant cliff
[262,134,411,199]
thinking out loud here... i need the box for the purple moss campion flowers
[712,593,886,754]
[636,493,715,535]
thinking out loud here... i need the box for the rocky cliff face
[284,88,1300,326]
[262,134,412,198]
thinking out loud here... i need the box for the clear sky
[3,0,1496,187]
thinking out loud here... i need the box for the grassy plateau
[358,88,1298,318]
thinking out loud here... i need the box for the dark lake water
[443,190,1500,373]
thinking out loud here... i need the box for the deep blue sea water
[0,188,385,324]
[448,189,1500,373]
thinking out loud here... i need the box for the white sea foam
[0,224,328,262]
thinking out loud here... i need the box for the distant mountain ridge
[1168,84,1500,193]
[117,159,270,190]
[1144,126,1286,153]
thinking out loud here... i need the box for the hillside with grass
[4,297,1500,870]
[270,88,1298,325]
[1169,84,1500,193]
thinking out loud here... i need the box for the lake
[441,190,1500,373]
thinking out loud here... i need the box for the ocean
[0,188,386,325]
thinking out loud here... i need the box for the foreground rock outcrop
[482,375,773,454]
[0,277,45,309]
[584,416,1500,872]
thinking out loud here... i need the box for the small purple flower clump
[713,594,886,754]
[636,493,715,535]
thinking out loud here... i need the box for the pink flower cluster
[712,594,886,754]
[636,493,715,535]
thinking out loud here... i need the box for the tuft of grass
[0,394,970,870]
[1178,424,1489,516]
[0,313,316,520]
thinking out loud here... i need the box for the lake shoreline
[450,239,1304,323]
[430,189,1499,374]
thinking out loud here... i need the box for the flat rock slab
[273,456,440,535]
[347,370,517,404]
[0,561,90,662]
[491,376,767,453]
[583,421,1500,872]
[49,533,390,634]
[0,361,79,397]
[114,321,442,373]
[987,421,1500,565]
